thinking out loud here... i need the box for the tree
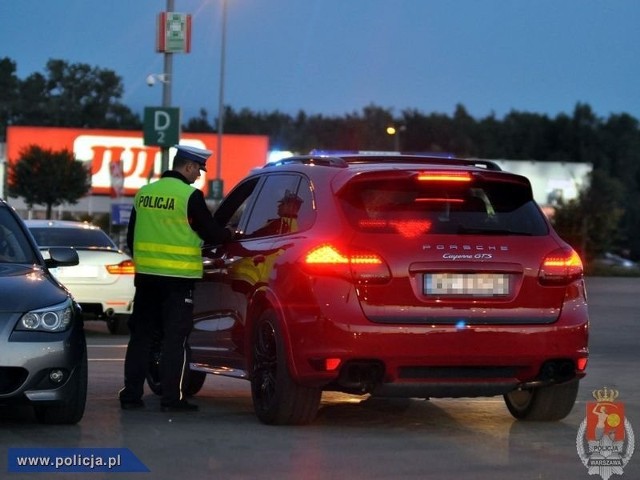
[13,72,48,127]
[0,57,19,141]
[450,104,477,156]
[7,145,91,219]
[552,170,626,261]
[6,58,140,129]
[183,108,214,133]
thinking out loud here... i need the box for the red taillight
[308,357,343,372]
[304,245,391,283]
[539,248,583,284]
[358,219,432,238]
[417,171,472,182]
[389,220,432,239]
[324,358,342,371]
[305,245,349,265]
[106,259,135,275]
[577,357,588,372]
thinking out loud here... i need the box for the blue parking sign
[111,203,133,226]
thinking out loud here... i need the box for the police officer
[119,145,232,412]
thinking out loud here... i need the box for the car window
[0,208,38,263]
[292,179,314,232]
[339,176,548,236]
[29,227,117,248]
[244,175,314,238]
[214,177,261,232]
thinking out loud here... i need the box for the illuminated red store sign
[6,126,269,197]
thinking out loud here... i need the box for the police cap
[279,190,303,206]
[174,145,212,172]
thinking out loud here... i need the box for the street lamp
[145,71,172,177]
[386,125,406,152]
[156,0,175,174]
[215,0,228,196]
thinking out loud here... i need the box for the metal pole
[215,0,227,184]
[160,0,175,173]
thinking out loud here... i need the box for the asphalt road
[1,277,638,480]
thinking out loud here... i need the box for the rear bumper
[372,382,519,398]
[280,282,589,397]
[60,280,134,316]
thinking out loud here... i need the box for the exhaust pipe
[337,360,385,394]
[518,359,576,389]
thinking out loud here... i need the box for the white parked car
[25,220,134,334]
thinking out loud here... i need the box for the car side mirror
[45,247,79,268]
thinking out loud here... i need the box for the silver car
[26,220,135,335]
[0,199,86,424]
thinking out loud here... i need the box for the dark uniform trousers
[121,275,195,406]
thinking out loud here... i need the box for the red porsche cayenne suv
[155,154,589,425]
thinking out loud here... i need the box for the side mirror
[44,247,79,268]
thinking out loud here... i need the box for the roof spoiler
[267,154,501,171]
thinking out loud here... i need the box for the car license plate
[55,265,99,278]
[424,273,509,296]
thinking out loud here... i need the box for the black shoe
[120,399,145,410]
[161,400,199,412]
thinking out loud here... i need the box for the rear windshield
[29,227,117,249]
[339,175,549,237]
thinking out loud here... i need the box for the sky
[2,0,639,123]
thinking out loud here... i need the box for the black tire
[146,341,206,397]
[34,348,88,425]
[106,315,129,335]
[504,379,579,421]
[250,309,321,425]
[147,341,163,395]
[184,370,206,396]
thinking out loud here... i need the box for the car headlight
[16,298,74,333]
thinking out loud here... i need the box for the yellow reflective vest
[132,177,203,278]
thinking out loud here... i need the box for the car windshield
[29,227,117,249]
[339,175,549,237]
[0,208,39,263]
